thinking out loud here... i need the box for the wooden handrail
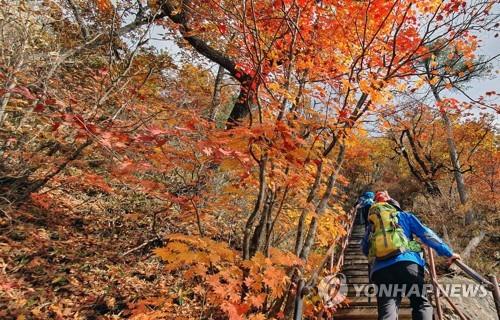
[426,247,444,320]
[453,260,495,289]
[333,206,358,272]
[427,247,500,320]
[429,275,471,320]
[294,205,358,320]
[304,206,358,288]
[452,259,500,319]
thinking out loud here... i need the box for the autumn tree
[1,0,499,319]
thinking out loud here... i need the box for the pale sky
[462,30,500,99]
[144,8,499,111]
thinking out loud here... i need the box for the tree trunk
[431,87,472,223]
[242,156,267,259]
[294,160,323,255]
[209,64,225,121]
[249,191,274,257]
[440,107,468,204]
[300,144,345,260]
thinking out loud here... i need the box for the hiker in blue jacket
[356,191,375,225]
[361,191,460,320]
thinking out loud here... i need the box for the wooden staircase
[333,223,413,319]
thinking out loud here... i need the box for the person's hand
[446,253,461,265]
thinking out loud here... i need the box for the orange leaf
[95,0,113,12]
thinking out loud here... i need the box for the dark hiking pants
[371,261,433,320]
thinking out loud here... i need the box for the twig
[0,207,12,221]
[121,237,160,257]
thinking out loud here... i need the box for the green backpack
[367,202,421,261]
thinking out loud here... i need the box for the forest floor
[1,188,497,319]
[0,188,194,320]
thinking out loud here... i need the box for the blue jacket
[361,211,454,276]
[357,192,375,208]
[357,192,374,224]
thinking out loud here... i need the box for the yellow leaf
[267,82,280,92]
[429,77,440,86]
[248,312,266,320]
[359,79,370,94]
[341,79,351,91]
[396,82,407,91]
[414,77,426,89]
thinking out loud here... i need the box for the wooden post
[293,279,305,320]
[431,278,471,320]
[489,275,500,320]
[428,248,444,320]
[329,246,336,273]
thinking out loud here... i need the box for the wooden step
[351,230,365,234]
[344,249,364,254]
[343,269,369,276]
[333,306,412,319]
[342,263,368,272]
[343,257,367,262]
[344,259,367,264]
[346,250,363,255]
[344,258,366,262]
[346,242,362,246]
[344,254,366,259]
[348,240,363,244]
[345,276,370,284]
[347,245,363,250]
[343,259,368,265]
[332,224,414,319]
[344,253,365,258]
[346,250,364,255]
[346,245,362,249]
[344,251,364,256]
[344,260,367,264]
[345,251,364,256]
[342,296,377,306]
[346,248,363,254]
[344,277,370,284]
[346,244,363,248]
[350,233,365,237]
[340,296,411,307]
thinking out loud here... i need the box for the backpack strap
[374,210,389,248]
